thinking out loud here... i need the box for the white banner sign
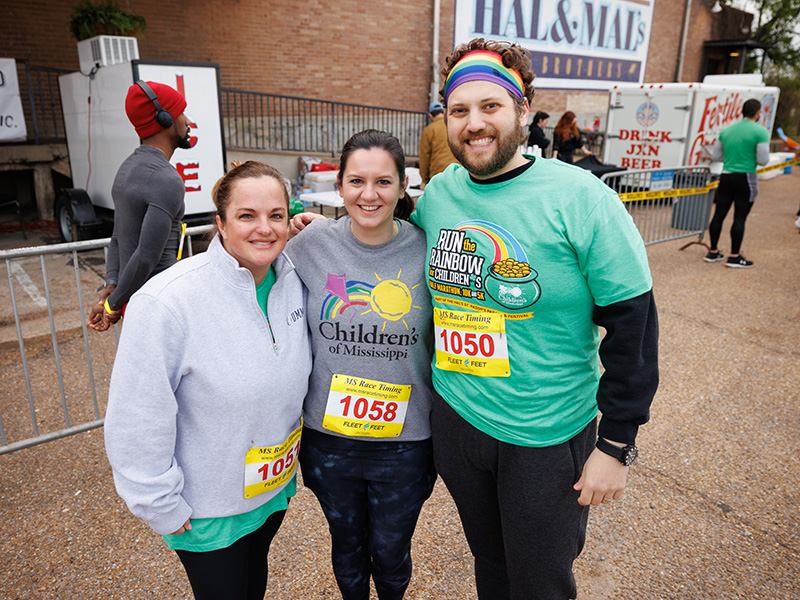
[0,58,27,142]
[454,0,654,90]
[135,63,226,215]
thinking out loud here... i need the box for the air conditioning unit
[77,35,139,73]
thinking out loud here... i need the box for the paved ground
[0,176,798,599]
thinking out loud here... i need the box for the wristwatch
[596,438,638,466]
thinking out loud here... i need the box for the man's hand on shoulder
[289,212,326,238]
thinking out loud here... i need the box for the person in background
[552,110,591,164]
[704,98,770,268]
[410,38,658,600]
[285,129,436,600]
[419,101,459,189]
[527,110,550,155]
[88,81,191,331]
[105,161,312,600]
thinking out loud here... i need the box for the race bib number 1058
[323,375,410,438]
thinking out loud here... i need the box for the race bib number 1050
[433,308,510,377]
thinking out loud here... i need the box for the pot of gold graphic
[484,258,541,309]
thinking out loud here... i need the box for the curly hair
[439,38,535,111]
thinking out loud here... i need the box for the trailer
[56,58,226,241]
[603,81,779,171]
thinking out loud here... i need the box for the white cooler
[758,152,794,180]
[304,170,339,193]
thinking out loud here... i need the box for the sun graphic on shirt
[363,270,422,331]
[321,269,423,330]
[361,269,421,331]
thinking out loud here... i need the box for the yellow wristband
[104,298,114,315]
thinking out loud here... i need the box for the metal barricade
[20,61,71,144]
[221,88,428,156]
[0,225,214,455]
[601,166,715,246]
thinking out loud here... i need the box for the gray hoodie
[105,235,311,535]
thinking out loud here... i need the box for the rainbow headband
[443,50,525,106]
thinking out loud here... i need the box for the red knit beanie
[125,81,187,139]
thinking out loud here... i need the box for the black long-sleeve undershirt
[593,289,659,444]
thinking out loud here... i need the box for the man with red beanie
[88,81,192,331]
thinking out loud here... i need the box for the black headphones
[135,80,174,129]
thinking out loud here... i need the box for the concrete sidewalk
[0,171,798,599]
[577,168,800,599]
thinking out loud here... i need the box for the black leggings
[176,509,286,600]
[708,172,758,255]
[299,429,436,600]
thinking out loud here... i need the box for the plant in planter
[69,1,147,41]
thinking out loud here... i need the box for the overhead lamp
[711,0,722,13]
[729,51,740,57]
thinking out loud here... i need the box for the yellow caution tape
[616,157,800,202]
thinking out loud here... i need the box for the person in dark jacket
[527,111,550,154]
[88,81,192,331]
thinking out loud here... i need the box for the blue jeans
[300,428,436,600]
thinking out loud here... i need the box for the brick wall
[684,3,715,82]
[0,1,735,125]
[1,0,435,112]
[645,0,687,82]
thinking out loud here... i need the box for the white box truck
[602,81,779,170]
[56,59,226,241]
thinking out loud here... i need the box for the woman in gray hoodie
[105,161,312,600]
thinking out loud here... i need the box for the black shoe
[704,251,724,262]
[725,255,754,268]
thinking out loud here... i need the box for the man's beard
[448,121,525,178]
[176,129,193,150]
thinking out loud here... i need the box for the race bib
[433,307,510,377]
[243,422,302,499]
[322,374,410,438]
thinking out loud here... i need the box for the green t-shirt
[163,265,293,553]
[163,477,296,552]
[719,118,770,173]
[411,158,652,447]
[255,266,277,316]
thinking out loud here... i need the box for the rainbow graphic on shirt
[455,220,529,264]
[320,270,423,330]
[432,219,541,310]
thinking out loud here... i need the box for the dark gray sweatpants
[431,391,596,600]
